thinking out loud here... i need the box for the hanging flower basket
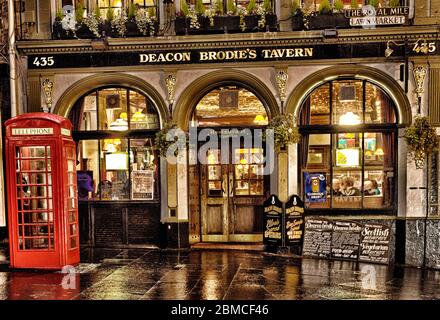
[404,116,439,169]
[265,114,301,150]
[154,122,188,157]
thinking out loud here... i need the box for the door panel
[200,147,266,242]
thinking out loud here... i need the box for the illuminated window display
[68,87,160,201]
[299,79,396,211]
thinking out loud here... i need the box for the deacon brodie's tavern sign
[28,38,438,69]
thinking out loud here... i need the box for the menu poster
[331,221,362,260]
[131,170,154,200]
[302,218,333,258]
[263,194,283,246]
[285,194,305,245]
[359,223,391,264]
[304,173,327,202]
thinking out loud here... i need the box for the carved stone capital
[275,69,288,105]
[413,65,427,98]
[41,77,54,113]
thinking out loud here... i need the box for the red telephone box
[5,113,80,269]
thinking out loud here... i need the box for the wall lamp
[385,39,430,58]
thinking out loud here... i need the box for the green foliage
[350,0,358,9]
[55,9,64,22]
[155,122,188,157]
[318,0,331,15]
[214,0,224,15]
[247,0,257,15]
[94,6,101,19]
[292,0,300,15]
[334,0,344,11]
[404,116,439,168]
[265,115,301,149]
[106,7,115,22]
[195,0,205,15]
[227,0,237,14]
[75,1,85,23]
[148,7,156,18]
[389,0,401,7]
[181,1,189,16]
[263,0,272,13]
[367,0,379,8]
[128,2,137,20]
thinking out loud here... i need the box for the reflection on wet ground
[0,247,440,300]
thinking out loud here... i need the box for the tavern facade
[1,0,440,269]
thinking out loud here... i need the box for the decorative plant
[128,2,137,20]
[237,5,246,31]
[83,13,101,37]
[55,9,64,22]
[181,1,190,16]
[265,114,301,150]
[404,116,439,169]
[368,0,379,8]
[227,0,237,15]
[155,122,188,157]
[263,0,272,13]
[256,4,266,28]
[318,0,332,15]
[214,0,224,15]
[389,0,400,7]
[204,7,216,27]
[135,8,157,36]
[106,7,115,22]
[333,0,344,12]
[188,6,201,29]
[195,0,205,15]
[351,0,358,8]
[292,0,302,16]
[94,6,101,20]
[75,1,85,24]
[247,0,257,15]
[112,10,128,36]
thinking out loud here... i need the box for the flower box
[52,22,75,39]
[175,16,210,35]
[75,23,96,39]
[291,15,304,31]
[306,14,350,30]
[212,15,240,33]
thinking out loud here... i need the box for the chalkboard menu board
[359,223,391,264]
[302,218,333,258]
[285,194,305,245]
[263,194,283,246]
[331,221,362,260]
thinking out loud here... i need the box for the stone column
[279,0,292,32]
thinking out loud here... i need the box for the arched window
[299,79,397,213]
[68,86,161,201]
[192,85,268,127]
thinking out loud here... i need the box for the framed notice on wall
[131,170,154,200]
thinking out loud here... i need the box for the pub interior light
[339,111,361,125]
[385,42,394,58]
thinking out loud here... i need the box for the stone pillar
[279,0,292,32]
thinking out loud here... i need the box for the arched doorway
[190,84,271,243]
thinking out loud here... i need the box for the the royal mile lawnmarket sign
[345,6,409,27]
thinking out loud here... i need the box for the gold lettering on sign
[139,52,191,63]
[199,49,257,61]
[12,128,54,135]
[262,48,313,59]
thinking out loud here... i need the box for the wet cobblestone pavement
[1,247,440,300]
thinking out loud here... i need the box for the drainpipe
[8,0,17,117]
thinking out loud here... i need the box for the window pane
[302,134,331,209]
[80,93,98,131]
[100,139,129,200]
[98,88,128,131]
[309,83,330,125]
[334,132,362,168]
[332,80,363,125]
[77,140,99,200]
[129,90,159,130]
[332,171,362,208]
[365,82,396,124]
[363,170,386,208]
[130,138,158,200]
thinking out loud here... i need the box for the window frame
[298,79,398,216]
[70,86,161,203]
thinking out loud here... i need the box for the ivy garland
[154,122,188,157]
[404,116,439,169]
